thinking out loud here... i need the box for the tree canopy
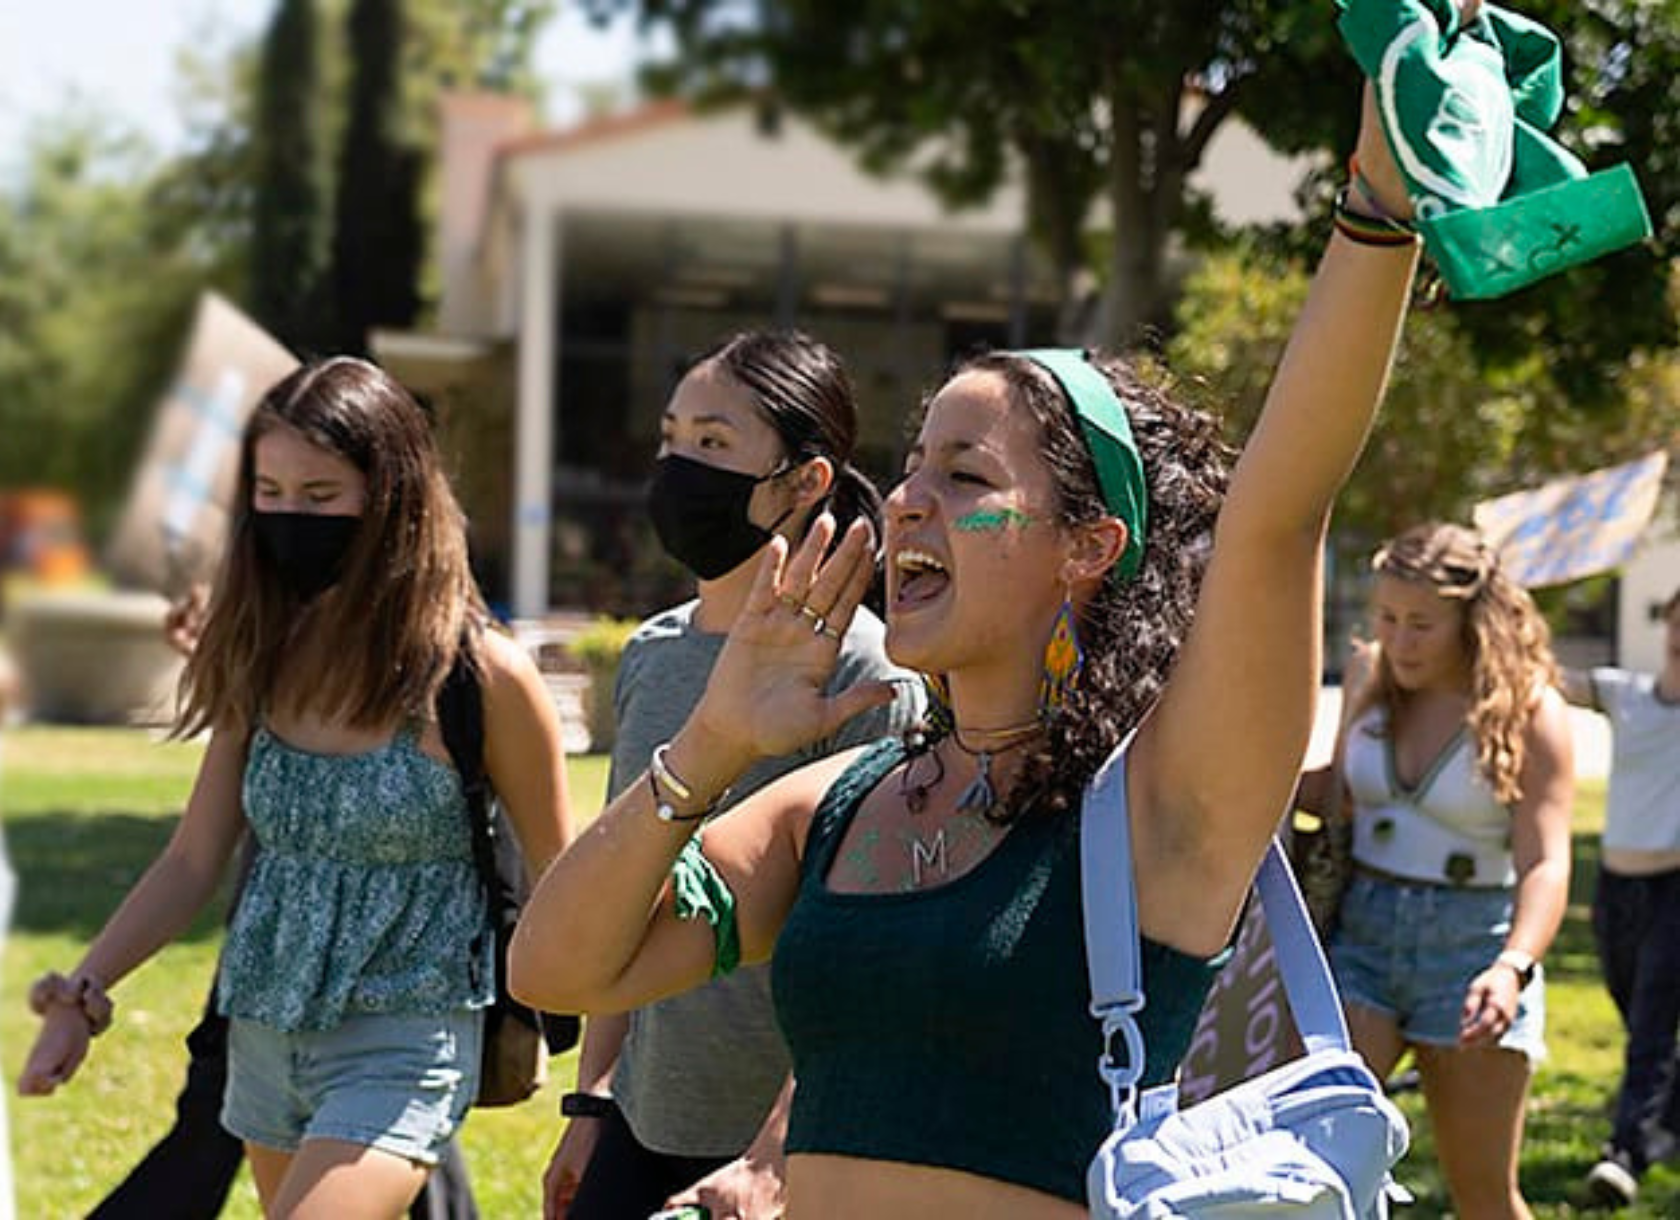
[4,1,1674,553]
[1168,244,1680,543]
[1407,0,1680,413]
[0,114,245,534]
[589,2,1675,400]
[583,0,1357,344]
[0,0,558,537]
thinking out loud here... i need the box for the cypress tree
[249,0,334,353]
[331,0,423,354]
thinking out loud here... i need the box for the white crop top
[1343,707,1514,888]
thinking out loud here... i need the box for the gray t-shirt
[607,600,922,1155]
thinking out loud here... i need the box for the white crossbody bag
[1081,747,1409,1218]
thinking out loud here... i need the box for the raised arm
[509,517,892,1015]
[1131,89,1419,954]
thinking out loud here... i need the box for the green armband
[1337,0,1650,300]
[670,837,741,979]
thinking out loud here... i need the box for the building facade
[377,93,1312,617]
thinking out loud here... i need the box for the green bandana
[1014,348,1147,582]
[1338,0,1650,300]
[670,837,740,978]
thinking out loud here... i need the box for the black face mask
[251,511,360,601]
[647,454,793,581]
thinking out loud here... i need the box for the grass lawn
[1,727,609,1219]
[3,725,1678,1217]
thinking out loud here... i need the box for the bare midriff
[1601,846,1680,876]
[786,1154,1083,1220]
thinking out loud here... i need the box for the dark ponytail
[699,329,882,545]
[824,459,885,544]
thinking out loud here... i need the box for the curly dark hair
[923,350,1233,823]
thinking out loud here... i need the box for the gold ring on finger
[778,592,804,612]
[799,602,824,624]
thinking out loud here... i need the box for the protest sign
[1177,899,1305,1106]
[106,294,299,594]
[1473,452,1670,589]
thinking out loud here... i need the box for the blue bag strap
[1080,741,1149,1120]
[1080,741,1353,1118]
[1252,833,1354,1056]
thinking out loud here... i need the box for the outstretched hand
[687,514,895,769]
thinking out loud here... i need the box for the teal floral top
[217,724,494,1032]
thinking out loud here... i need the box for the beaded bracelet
[1345,155,1415,223]
[1332,186,1420,248]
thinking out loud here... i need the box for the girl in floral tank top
[20,358,574,1218]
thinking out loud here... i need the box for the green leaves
[1168,244,1680,542]
[0,115,230,533]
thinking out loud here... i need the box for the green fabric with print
[1338,0,1650,299]
[671,836,742,978]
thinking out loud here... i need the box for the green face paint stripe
[953,508,1033,532]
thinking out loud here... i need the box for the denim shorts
[223,1009,482,1164]
[1329,872,1546,1064]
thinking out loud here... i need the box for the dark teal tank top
[772,739,1224,1203]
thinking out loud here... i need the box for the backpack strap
[435,628,498,900]
[1080,741,1354,1124]
[433,626,581,1057]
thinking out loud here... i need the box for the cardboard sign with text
[1177,896,1305,1107]
[106,294,299,595]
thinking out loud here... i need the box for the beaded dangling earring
[1040,597,1084,713]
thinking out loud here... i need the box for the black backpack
[436,636,581,1105]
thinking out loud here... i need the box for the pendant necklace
[898,733,946,815]
[908,825,950,888]
[949,718,1043,815]
[900,718,1042,888]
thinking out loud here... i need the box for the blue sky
[0,1,644,172]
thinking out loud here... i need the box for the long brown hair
[1352,521,1558,804]
[178,357,483,734]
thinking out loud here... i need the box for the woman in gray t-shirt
[544,331,919,1220]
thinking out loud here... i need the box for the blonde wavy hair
[1353,522,1558,805]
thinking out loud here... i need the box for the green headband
[1014,348,1147,581]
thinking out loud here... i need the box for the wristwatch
[1495,949,1537,989]
[560,1091,615,1119]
